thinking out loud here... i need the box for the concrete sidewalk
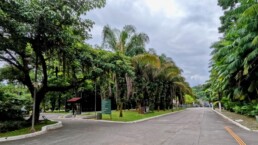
[214,109,258,132]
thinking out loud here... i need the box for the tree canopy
[0,0,192,121]
[208,0,258,116]
[0,0,106,121]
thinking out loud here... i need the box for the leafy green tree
[184,94,195,104]
[192,85,208,101]
[209,0,258,115]
[0,0,106,121]
[102,25,149,117]
[101,24,192,115]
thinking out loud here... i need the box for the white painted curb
[0,120,62,142]
[213,109,258,132]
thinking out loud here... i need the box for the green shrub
[250,110,258,116]
[221,98,258,117]
[232,105,241,114]
[0,86,31,121]
[240,104,252,115]
[0,121,30,133]
[0,95,24,121]
[251,104,258,116]
[221,98,240,112]
[230,103,258,117]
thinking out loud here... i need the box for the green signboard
[101,99,111,114]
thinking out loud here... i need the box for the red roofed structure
[67,97,82,115]
[67,97,81,103]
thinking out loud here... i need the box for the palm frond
[243,4,258,17]
[252,35,258,46]
[132,53,160,69]
[102,25,118,51]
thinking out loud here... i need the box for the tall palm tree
[102,25,149,56]
[157,55,191,110]
[132,53,161,112]
[102,25,149,117]
[132,53,191,111]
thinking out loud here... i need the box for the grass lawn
[0,120,56,138]
[102,108,183,122]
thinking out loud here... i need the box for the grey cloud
[86,0,223,86]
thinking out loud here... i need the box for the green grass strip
[0,120,56,138]
[102,108,184,122]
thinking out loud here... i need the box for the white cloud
[189,74,208,85]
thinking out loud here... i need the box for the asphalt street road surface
[2,108,258,145]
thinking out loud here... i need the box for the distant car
[203,102,210,107]
[193,104,200,107]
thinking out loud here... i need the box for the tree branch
[0,55,21,69]
[38,51,48,86]
[4,49,24,69]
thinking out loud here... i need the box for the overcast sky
[86,0,223,86]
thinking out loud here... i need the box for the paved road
[2,108,258,145]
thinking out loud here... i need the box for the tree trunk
[28,91,45,123]
[58,94,61,112]
[119,102,123,117]
[137,102,141,114]
[171,99,173,111]
[50,96,56,112]
[171,87,175,111]
[34,96,41,123]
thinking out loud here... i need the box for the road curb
[213,109,258,132]
[0,120,62,142]
[131,109,185,123]
[87,109,185,124]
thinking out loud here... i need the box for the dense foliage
[0,0,191,122]
[184,94,195,104]
[0,84,31,133]
[101,25,191,116]
[208,0,258,116]
[192,85,208,101]
[0,84,31,121]
[0,0,106,121]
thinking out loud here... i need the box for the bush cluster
[0,85,31,121]
[0,121,30,133]
[222,98,258,117]
[0,92,25,121]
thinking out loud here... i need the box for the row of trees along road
[0,0,191,122]
[208,0,258,116]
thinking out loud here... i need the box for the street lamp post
[31,54,38,132]
[95,80,97,119]
[31,85,37,132]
